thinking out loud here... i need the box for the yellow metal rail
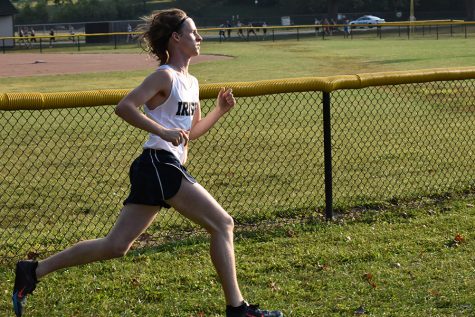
[1,67,475,110]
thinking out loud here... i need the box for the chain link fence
[1,74,474,262]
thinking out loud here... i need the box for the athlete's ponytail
[137,8,188,65]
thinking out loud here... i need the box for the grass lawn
[2,37,475,92]
[1,192,474,316]
[1,37,475,316]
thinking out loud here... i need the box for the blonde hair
[137,8,188,65]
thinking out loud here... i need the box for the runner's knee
[103,237,132,258]
[208,213,234,235]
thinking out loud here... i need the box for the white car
[349,15,385,28]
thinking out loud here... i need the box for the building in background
[0,0,17,47]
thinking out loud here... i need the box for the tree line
[12,0,474,24]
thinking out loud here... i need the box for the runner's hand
[217,87,236,113]
[161,129,189,146]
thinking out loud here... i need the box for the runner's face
[176,19,202,56]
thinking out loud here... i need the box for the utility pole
[410,0,416,22]
[409,0,416,35]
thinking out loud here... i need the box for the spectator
[69,25,76,43]
[226,20,232,38]
[127,23,133,43]
[18,28,25,47]
[262,22,267,40]
[323,18,330,35]
[219,23,226,41]
[49,29,55,47]
[246,22,257,39]
[344,19,350,38]
[29,28,37,43]
[314,18,321,35]
[236,20,244,38]
[331,18,337,35]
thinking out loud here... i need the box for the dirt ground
[0,53,231,77]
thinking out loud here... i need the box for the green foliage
[11,0,468,25]
[51,0,144,22]
[15,0,49,24]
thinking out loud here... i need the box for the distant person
[314,18,321,35]
[219,23,226,40]
[344,19,350,38]
[236,20,244,38]
[29,28,36,43]
[323,18,330,35]
[18,28,25,47]
[262,22,267,40]
[49,29,55,47]
[330,18,337,35]
[127,23,133,43]
[69,25,76,43]
[226,20,232,38]
[21,28,30,48]
[246,22,257,39]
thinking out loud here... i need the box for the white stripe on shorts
[149,150,165,200]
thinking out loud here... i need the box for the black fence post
[2,39,5,54]
[77,36,81,51]
[39,38,42,53]
[322,91,333,220]
[465,24,468,38]
[114,34,117,49]
[272,29,275,42]
[436,25,439,40]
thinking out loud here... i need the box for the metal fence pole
[39,38,42,53]
[2,39,5,54]
[322,91,333,220]
[77,36,80,51]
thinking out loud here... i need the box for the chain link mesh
[331,80,475,208]
[1,80,474,261]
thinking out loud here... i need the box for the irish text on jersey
[176,101,198,116]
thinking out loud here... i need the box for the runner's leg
[36,204,159,279]
[166,180,244,307]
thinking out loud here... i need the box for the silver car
[349,15,386,28]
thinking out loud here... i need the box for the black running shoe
[226,301,283,317]
[12,260,38,317]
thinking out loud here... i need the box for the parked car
[349,15,385,28]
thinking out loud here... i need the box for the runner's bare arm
[116,70,188,146]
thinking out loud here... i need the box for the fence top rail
[1,67,475,110]
[2,20,475,41]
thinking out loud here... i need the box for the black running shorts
[123,148,196,208]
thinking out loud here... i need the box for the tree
[327,0,340,19]
[466,0,475,20]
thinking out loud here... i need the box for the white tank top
[143,65,199,164]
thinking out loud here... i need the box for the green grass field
[1,37,475,316]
